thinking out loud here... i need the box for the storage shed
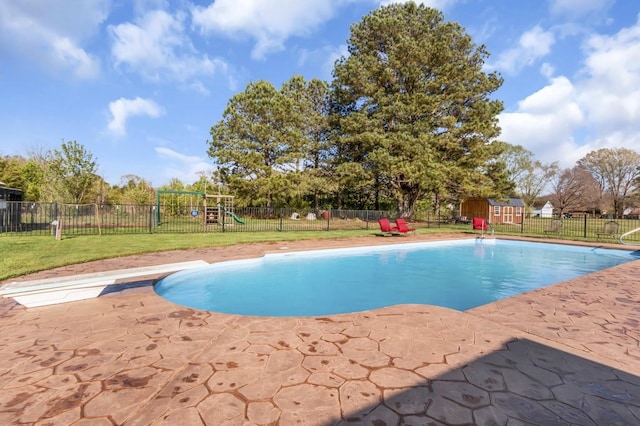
[460,197,525,225]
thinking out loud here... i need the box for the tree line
[0,140,210,206]
[2,3,640,218]
[208,3,507,217]
[502,144,640,218]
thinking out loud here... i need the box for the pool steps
[0,260,209,308]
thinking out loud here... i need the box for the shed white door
[504,206,513,223]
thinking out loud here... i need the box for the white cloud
[108,97,164,136]
[578,19,640,133]
[540,62,555,78]
[154,146,214,184]
[0,0,109,40]
[191,0,344,60]
[132,0,167,16]
[490,26,555,75]
[0,0,106,78]
[52,37,100,79]
[500,16,640,167]
[549,0,613,20]
[499,76,585,167]
[190,0,458,63]
[109,9,227,83]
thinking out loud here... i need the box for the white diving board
[0,260,209,308]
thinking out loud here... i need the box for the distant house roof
[529,201,554,214]
[487,197,525,208]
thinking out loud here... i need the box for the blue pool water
[154,239,638,316]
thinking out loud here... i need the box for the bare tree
[578,167,605,215]
[549,167,595,216]
[499,143,558,209]
[578,148,640,218]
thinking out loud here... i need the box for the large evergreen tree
[209,78,335,208]
[280,76,333,209]
[208,80,299,207]
[331,2,505,216]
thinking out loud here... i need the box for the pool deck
[1,234,639,425]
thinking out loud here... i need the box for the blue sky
[1,0,639,188]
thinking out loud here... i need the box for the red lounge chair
[395,218,416,234]
[378,218,400,235]
[472,217,488,230]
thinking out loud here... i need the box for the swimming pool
[154,239,638,316]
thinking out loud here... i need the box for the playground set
[155,190,245,227]
[203,193,245,225]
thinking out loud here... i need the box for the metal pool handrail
[619,226,640,245]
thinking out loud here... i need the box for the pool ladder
[619,226,640,245]
[476,219,494,239]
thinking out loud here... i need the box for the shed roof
[487,197,525,208]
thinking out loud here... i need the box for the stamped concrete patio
[1,235,639,425]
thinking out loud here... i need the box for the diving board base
[0,260,209,308]
[12,280,116,308]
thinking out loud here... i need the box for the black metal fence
[465,212,640,243]
[2,202,640,243]
[0,202,395,236]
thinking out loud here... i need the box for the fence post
[366,209,369,230]
[279,208,283,232]
[521,211,525,234]
[583,215,587,239]
[52,202,58,238]
[148,206,153,234]
[55,219,62,240]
